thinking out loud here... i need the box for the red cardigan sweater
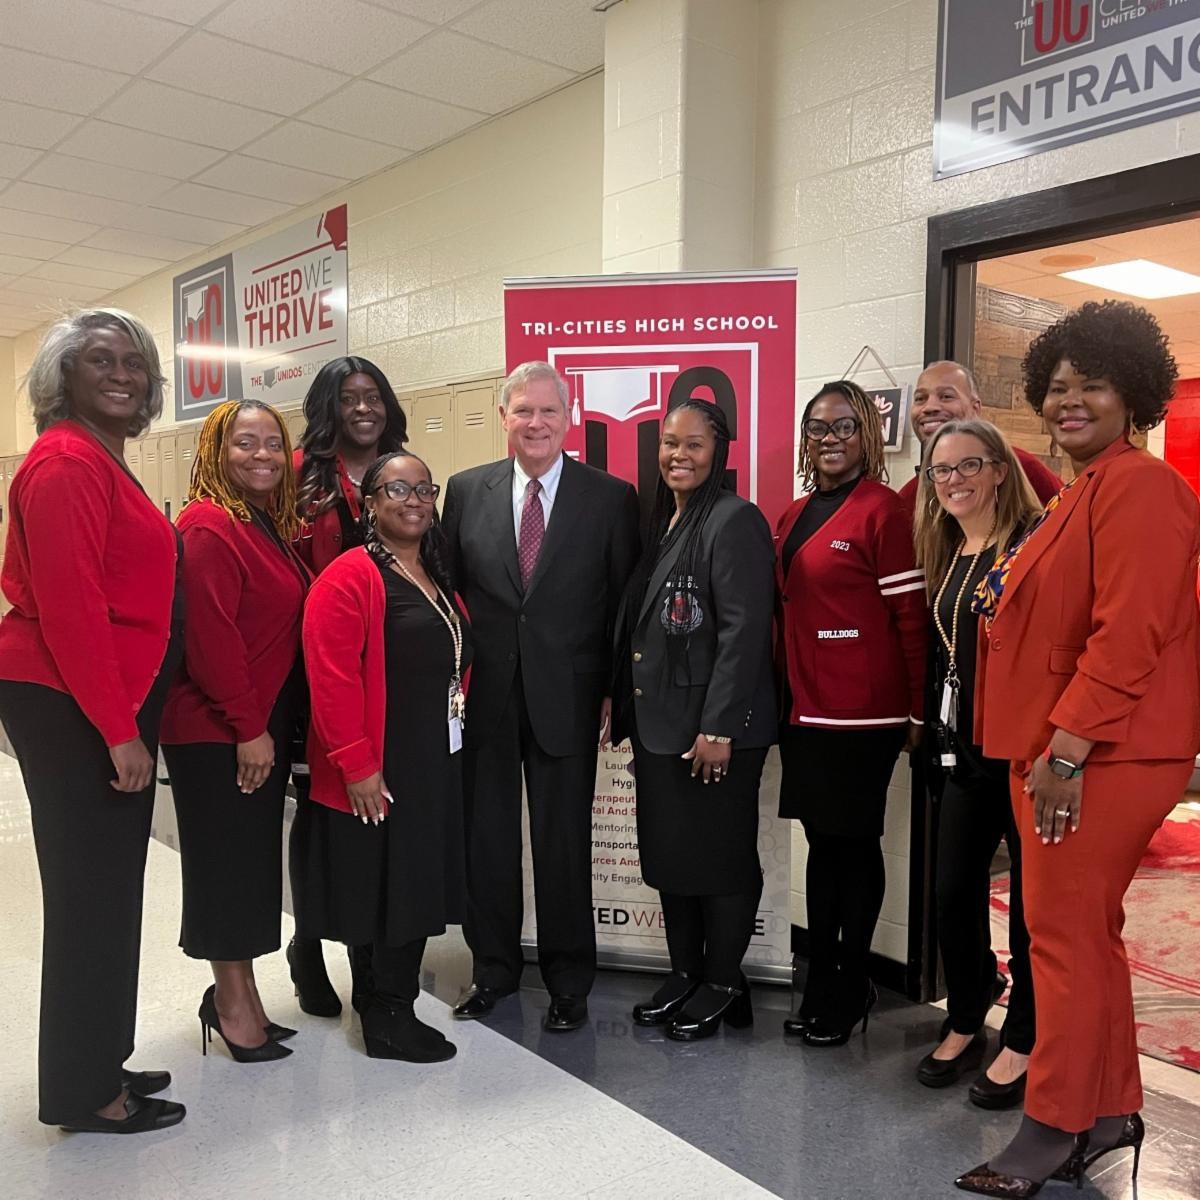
[0,420,176,747]
[161,498,309,745]
[897,445,1062,521]
[292,448,361,574]
[302,547,386,812]
[776,478,927,728]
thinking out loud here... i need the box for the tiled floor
[1,757,1199,1199]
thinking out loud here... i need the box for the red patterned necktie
[518,477,544,588]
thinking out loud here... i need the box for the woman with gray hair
[0,308,187,1133]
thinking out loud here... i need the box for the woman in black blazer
[611,399,776,1041]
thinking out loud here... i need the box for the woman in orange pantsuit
[956,301,1200,1198]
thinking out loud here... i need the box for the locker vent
[464,411,485,428]
[425,417,444,433]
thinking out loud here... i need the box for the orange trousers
[1014,757,1192,1133]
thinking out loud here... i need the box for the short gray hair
[26,307,166,437]
[500,361,568,411]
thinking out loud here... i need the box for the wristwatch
[1044,749,1084,780]
[703,734,732,745]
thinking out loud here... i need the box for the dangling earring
[927,494,940,519]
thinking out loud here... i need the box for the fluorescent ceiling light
[1059,258,1200,299]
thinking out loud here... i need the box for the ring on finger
[1055,807,1070,817]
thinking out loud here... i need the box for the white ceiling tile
[0,181,145,228]
[0,100,83,150]
[0,206,100,243]
[304,79,477,148]
[97,82,281,151]
[56,121,227,179]
[0,45,130,115]
[370,29,573,114]
[23,154,179,205]
[0,0,187,74]
[2,275,108,301]
[53,245,172,275]
[0,143,42,177]
[108,203,247,245]
[151,181,290,226]
[0,252,45,274]
[29,261,140,289]
[241,121,403,178]
[368,0,483,21]
[194,155,347,205]
[146,33,348,116]
[452,0,604,72]
[83,227,207,260]
[97,0,228,20]
[0,232,70,259]
[207,0,434,74]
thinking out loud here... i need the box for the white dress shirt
[511,453,564,541]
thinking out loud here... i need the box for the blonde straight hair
[913,419,1044,598]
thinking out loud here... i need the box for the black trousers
[659,888,762,989]
[0,679,168,1124]
[463,681,597,996]
[936,771,1035,1053]
[801,832,886,1023]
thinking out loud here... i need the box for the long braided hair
[797,380,888,491]
[296,356,408,517]
[359,451,454,598]
[189,399,299,539]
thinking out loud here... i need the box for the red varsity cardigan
[302,547,386,812]
[776,478,927,728]
[0,420,176,747]
[160,498,310,745]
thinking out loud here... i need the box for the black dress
[299,564,470,947]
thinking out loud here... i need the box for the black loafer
[544,995,588,1032]
[969,1068,1027,1110]
[917,1031,987,1088]
[121,1069,171,1097]
[60,1093,186,1135]
[452,984,513,1020]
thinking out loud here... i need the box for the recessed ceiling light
[1059,258,1200,299]
[1040,253,1096,269]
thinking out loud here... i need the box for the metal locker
[125,439,143,485]
[158,432,178,521]
[140,434,161,514]
[408,389,453,492]
[176,428,198,513]
[452,381,499,475]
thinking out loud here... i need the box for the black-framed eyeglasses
[924,457,1000,483]
[803,417,860,441]
[372,480,440,502]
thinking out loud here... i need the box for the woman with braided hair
[611,399,776,1041]
[775,380,927,1047]
[298,451,469,1062]
[161,400,310,1063]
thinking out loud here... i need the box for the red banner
[503,270,797,526]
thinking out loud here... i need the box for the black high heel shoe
[1052,1113,1144,1187]
[783,1011,816,1035]
[264,1021,298,1042]
[664,979,752,1041]
[632,972,699,1026]
[956,1137,1087,1198]
[199,985,292,1063]
[287,936,342,1018]
[801,981,877,1047]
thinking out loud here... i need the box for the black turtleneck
[781,474,863,576]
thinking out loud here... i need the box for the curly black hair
[1022,300,1178,432]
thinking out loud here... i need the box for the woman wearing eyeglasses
[912,420,1042,1108]
[775,381,927,1046]
[298,451,469,1062]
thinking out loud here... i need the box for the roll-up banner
[504,270,797,983]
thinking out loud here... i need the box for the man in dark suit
[442,361,640,1032]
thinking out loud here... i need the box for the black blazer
[442,454,640,758]
[612,491,776,756]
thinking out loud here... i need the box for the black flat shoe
[121,1069,171,1097]
[544,995,588,1032]
[60,1092,186,1134]
[287,937,342,1018]
[969,1068,1027,1110]
[1051,1113,1144,1185]
[917,1031,987,1088]
[665,980,752,1041]
[265,1022,298,1042]
[452,983,514,1020]
[802,982,876,1047]
[632,973,698,1026]
[199,985,292,1063]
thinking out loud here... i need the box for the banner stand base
[521,943,791,987]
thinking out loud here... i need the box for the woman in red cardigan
[287,356,408,1015]
[161,400,310,1063]
[775,381,927,1047]
[0,308,185,1133]
[299,450,468,1062]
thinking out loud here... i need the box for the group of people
[0,300,1195,1199]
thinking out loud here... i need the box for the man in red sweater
[897,361,1062,518]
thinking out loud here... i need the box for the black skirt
[632,729,768,896]
[778,723,906,838]
[164,690,294,961]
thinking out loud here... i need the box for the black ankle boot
[286,937,341,1018]
[632,972,699,1026]
[360,998,456,1063]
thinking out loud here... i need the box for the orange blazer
[976,439,1200,765]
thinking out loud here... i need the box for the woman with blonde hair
[161,399,310,1062]
[913,419,1043,1109]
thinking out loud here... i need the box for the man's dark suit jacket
[442,453,640,758]
[611,491,776,757]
